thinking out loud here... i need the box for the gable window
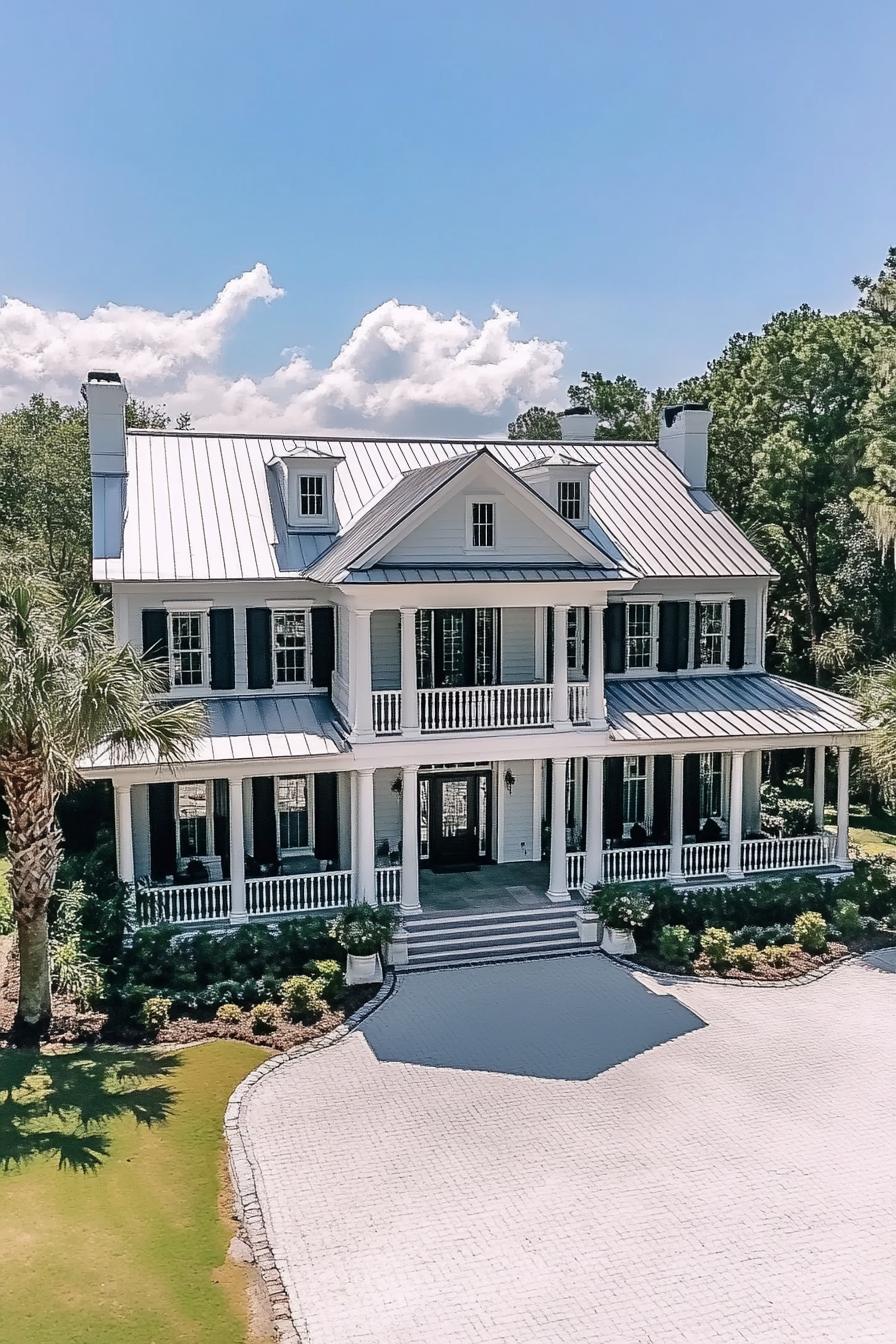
[170,611,207,687]
[469,500,495,549]
[699,752,725,822]
[699,602,726,667]
[277,775,312,853]
[273,609,310,684]
[623,756,648,831]
[625,603,655,670]
[177,781,208,858]
[298,475,325,517]
[558,480,582,522]
[567,606,586,677]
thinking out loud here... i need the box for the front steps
[401,904,584,970]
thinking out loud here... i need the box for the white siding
[373,768,402,855]
[336,604,349,681]
[500,607,537,683]
[498,759,536,862]
[371,609,401,690]
[384,492,575,565]
[132,784,151,880]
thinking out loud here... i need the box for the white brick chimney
[658,403,713,489]
[81,370,128,476]
[559,407,599,441]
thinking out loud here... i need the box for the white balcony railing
[568,682,588,725]
[372,690,402,735]
[682,841,729,878]
[246,869,352,917]
[603,844,671,883]
[566,851,585,890]
[376,867,402,905]
[418,682,554,732]
[741,832,835,874]
[136,880,231,927]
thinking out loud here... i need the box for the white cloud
[0,266,565,435]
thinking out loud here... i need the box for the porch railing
[136,880,231,927]
[741,832,835,874]
[566,851,585,890]
[376,867,402,905]
[568,683,588,725]
[604,844,671,883]
[418,682,554,732]
[682,841,729,878]
[246,869,352,916]
[372,690,402,735]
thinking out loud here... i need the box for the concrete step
[404,904,579,931]
[404,941,586,971]
[408,928,579,957]
[409,915,577,944]
[404,901,584,969]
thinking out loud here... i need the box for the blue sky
[1,0,894,430]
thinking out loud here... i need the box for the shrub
[831,898,862,941]
[55,830,129,964]
[51,936,105,1009]
[140,995,172,1036]
[732,942,760,972]
[281,974,325,1022]
[656,924,695,967]
[731,924,763,947]
[304,958,346,1004]
[215,1003,243,1024]
[701,926,734,970]
[763,944,791,969]
[251,1001,280,1034]
[591,883,653,929]
[793,911,827,953]
[330,903,399,956]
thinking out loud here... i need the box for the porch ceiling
[606,672,869,744]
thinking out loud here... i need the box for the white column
[546,756,570,900]
[727,750,745,879]
[835,746,851,867]
[114,783,136,928]
[351,609,374,738]
[399,607,419,732]
[350,771,359,900]
[582,756,604,893]
[552,604,571,728]
[228,776,247,923]
[669,753,685,883]
[356,768,376,904]
[587,603,607,729]
[400,765,421,913]
[813,745,826,830]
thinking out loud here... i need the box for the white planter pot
[345,951,384,986]
[600,926,637,957]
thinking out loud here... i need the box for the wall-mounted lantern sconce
[504,769,516,795]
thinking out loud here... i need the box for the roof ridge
[127,428,657,447]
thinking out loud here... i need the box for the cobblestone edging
[224,973,397,1344]
[613,943,895,990]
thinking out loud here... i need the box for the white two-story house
[82,372,868,958]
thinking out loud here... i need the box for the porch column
[399,607,419,732]
[726,749,745,879]
[228,775,248,924]
[669,753,685,884]
[552,604,571,729]
[587,603,607,729]
[114,783,136,928]
[546,756,570,901]
[350,771,359,899]
[351,609,374,739]
[582,756,604,893]
[813,745,826,830]
[400,765,421,914]
[835,746,851,868]
[356,768,376,904]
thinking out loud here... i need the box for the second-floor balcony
[370,681,590,734]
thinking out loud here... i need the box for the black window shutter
[148,782,176,880]
[582,606,590,675]
[313,774,338,861]
[311,607,335,689]
[657,602,679,673]
[693,601,703,669]
[246,608,273,690]
[462,609,476,686]
[142,609,169,660]
[728,599,746,669]
[604,757,624,841]
[252,776,277,864]
[545,608,554,674]
[652,756,672,842]
[212,778,231,878]
[209,609,235,690]
[676,601,690,669]
[604,604,625,674]
[683,754,701,837]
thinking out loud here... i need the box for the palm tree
[846,658,896,805]
[0,571,204,1039]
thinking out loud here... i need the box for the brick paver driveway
[238,950,896,1343]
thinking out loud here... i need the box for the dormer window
[298,475,325,518]
[557,480,582,522]
[468,499,495,549]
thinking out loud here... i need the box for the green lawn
[0,1040,268,1344]
[848,804,896,859]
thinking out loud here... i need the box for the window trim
[175,780,212,863]
[167,608,210,691]
[465,496,498,552]
[269,605,313,687]
[274,773,315,857]
[697,599,729,669]
[622,755,654,837]
[698,751,730,830]
[624,602,657,672]
[297,474,326,519]
[557,479,583,522]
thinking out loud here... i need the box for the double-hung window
[469,500,495,549]
[177,781,208,858]
[169,611,207,687]
[298,475,325,518]
[273,609,310,685]
[557,480,582,522]
[276,775,312,853]
[699,601,726,667]
[625,603,655,670]
[699,752,725,821]
[623,756,648,830]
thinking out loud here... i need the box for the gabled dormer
[269,450,343,532]
[517,451,596,531]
